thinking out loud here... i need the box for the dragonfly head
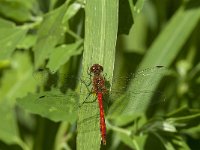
[90,64,103,75]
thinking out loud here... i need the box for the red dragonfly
[89,64,107,145]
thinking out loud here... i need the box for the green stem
[54,121,69,150]
[106,121,131,136]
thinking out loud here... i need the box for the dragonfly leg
[103,73,107,78]
[78,91,97,107]
[81,78,91,87]
[87,66,92,76]
[80,78,92,94]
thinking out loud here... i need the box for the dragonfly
[32,64,167,145]
[88,64,107,145]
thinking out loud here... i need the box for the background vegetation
[0,0,200,150]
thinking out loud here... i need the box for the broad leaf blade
[47,40,83,72]
[33,1,70,68]
[17,89,79,123]
[0,26,27,60]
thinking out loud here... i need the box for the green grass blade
[77,0,118,149]
[141,6,200,68]
[126,6,200,115]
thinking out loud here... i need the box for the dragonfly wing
[17,89,80,123]
[110,66,167,92]
[108,66,167,118]
[33,68,91,92]
[108,91,165,118]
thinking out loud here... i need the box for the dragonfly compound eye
[90,64,103,74]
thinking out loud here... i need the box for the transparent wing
[110,66,167,92]
[34,89,102,134]
[107,66,167,118]
[33,66,166,94]
[33,68,93,93]
[32,66,167,131]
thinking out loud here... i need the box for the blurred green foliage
[0,0,200,150]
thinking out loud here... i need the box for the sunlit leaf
[33,2,70,68]
[47,40,83,72]
[17,89,79,123]
[0,26,27,60]
[0,1,33,22]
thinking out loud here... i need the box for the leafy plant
[0,0,200,150]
